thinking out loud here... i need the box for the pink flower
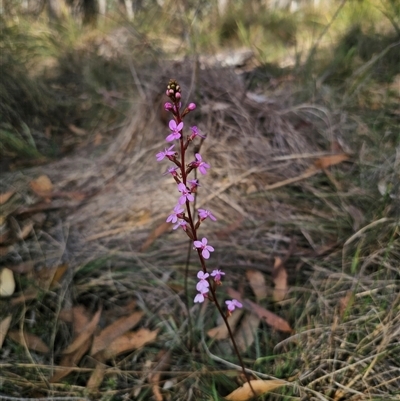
[193,237,214,259]
[166,205,184,224]
[196,279,209,292]
[166,120,184,142]
[164,166,178,177]
[225,299,243,312]
[190,126,206,140]
[198,208,216,221]
[164,102,173,111]
[194,288,209,303]
[196,271,210,291]
[188,179,200,191]
[177,183,194,205]
[173,220,187,231]
[190,153,210,175]
[197,271,209,280]
[211,269,225,283]
[156,144,175,161]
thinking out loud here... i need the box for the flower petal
[169,120,177,130]
[202,249,210,259]
[194,293,204,303]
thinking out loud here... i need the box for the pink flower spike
[177,183,194,205]
[195,153,210,175]
[156,144,175,161]
[166,205,184,224]
[198,208,217,221]
[225,299,243,312]
[166,120,184,142]
[193,237,214,259]
[211,269,225,283]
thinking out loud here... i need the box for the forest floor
[0,2,399,400]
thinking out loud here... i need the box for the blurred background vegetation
[1,0,399,169]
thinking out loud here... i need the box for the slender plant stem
[195,249,255,394]
[169,93,255,396]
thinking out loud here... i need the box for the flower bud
[164,102,173,111]
[166,79,182,102]
[188,102,196,111]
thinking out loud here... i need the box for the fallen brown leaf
[207,309,244,340]
[72,305,91,335]
[0,190,15,205]
[234,313,260,353]
[91,311,144,356]
[50,337,91,383]
[0,316,12,348]
[102,328,159,359]
[140,221,171,252]
[50,306,100,383]
[272,257,288,302]
[58,308,73,324]
[49,264,69,288]
[224,379,286,400]
[62,308,101,354]
[86,361,106,391]
[8,330,50,353]
[149,350,171,401]
[246,270,268,301]
[68,124,87,136]
[30,175,53,196]
[314,154,349,169]
[227,288,292,333]
[101,299,137,324]
[35,264,69,290]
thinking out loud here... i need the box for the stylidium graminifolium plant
[156,80,256,392]
[156,79,242,316]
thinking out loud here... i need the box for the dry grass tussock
[0,61,399,399]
